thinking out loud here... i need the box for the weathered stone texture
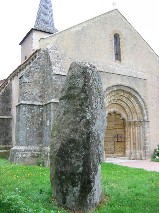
[16,104,43,146]
[19,50,49,103]
[43,103,59,146]
[0,83,12,147]
[10,49,66,165]
[50,62,106,212]
[19,48,66,104]
[0,118,12,146]
[0,83,12,116]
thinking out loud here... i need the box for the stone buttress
[9,47,66,166]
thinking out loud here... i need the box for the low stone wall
[0,146,11,159]
[9,146,50,166]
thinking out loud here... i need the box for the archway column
[125,120,148,159]
[125,121,131,158]
[142,121,150,159]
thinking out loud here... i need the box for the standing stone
[50,62,106,212]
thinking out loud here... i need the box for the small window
[25,56,27,60]
[114,33,121,61]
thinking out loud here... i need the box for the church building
[0,0,159,165]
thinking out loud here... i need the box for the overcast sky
[0,0,159,79]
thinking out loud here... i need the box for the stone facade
[39,9,156,160]
[1,8,159,164]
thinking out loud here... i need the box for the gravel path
[105,158,159,172]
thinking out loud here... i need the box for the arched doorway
[105,85,150,160]
[105,112,126,157]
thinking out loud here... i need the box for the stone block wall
[10,48,66,165]
[0,83,12,115]
[43,102,59,146]
[16,104,43,146]
[0,119,12,146]
[19,58,46,104]
[0,83,12,148]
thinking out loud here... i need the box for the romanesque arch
[105,85,150,160]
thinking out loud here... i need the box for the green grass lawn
[0,158,159,213]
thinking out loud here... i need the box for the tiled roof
[34,0,57,34]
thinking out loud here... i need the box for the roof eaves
[0,49,40,92]
[19,28,54,45]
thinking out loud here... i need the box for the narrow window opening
[114,33,121,61]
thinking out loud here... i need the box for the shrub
[37,158,45,167]
[152,144,159,161]
[0,192,33,213]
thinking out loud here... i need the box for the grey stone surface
[9,146,50,166]
[0,83,12,147]
[50,62,106,212]
[0,83,12,116]
[16,104,43,146]
[9,49,66,166]
[34,0,57,34]
[0,118,12,146]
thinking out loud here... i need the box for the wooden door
[104,112,125,157]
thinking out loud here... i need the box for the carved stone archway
[105,85,150,160]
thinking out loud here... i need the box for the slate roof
[34,0,57,34]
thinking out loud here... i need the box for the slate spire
[34,0,57,34]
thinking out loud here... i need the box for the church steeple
[34,0,57,34]
[20,0,58,63]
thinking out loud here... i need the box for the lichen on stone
[50,62,106,212]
